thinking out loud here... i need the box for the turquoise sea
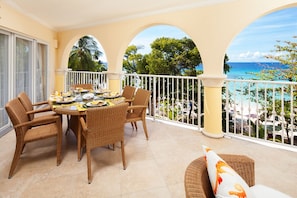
[226,62,288,80]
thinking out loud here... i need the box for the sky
[128,25,189,55]
[98,6,297,63]
[227,7,297,62]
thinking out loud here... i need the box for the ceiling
[3,0,230,31]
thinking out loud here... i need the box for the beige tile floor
[0,118,297,197]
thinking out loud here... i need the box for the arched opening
[226,6,297,80]
[68,35,107,72]
[65,35,108,89]
[123,25,201,76]
[122,24,202,126]
[224,6,297,143]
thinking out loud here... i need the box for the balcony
[0,118,296,197]
[1,71,296,197]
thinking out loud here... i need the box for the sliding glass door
[0,32,10,134]
[15,36,33,97]
[35,43,48,102]
[0,31,49,136]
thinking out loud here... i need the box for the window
[0,31,48,136]
[15,36,33,96]
[35,43,48,102]
[0,31,10,135]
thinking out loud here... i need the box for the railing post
[153,76,157,121]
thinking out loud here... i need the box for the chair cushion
[250,184,292,198]
[202,145,255,198]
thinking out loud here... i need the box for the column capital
[55,68,68,75]
[198,74,226,87]
[107,72,124,80]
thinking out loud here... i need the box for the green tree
[145,37,201,76]
[68,35,105,71]
[257,36,297,81]
[123,45,144,73]
[123,37,230,76]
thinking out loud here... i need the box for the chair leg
[21,144,26,153]
[142,119,149,140]
[87,148,92,184]
[56,133,62,166]
[134,122,138,130]
[121,141,126,170]
[9,142,24,179]
[130,122,134,129]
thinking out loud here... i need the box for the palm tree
[68,35,105,71]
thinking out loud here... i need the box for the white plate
[82,93,94,100]
[55,98,75,104]
[86,101,107,107]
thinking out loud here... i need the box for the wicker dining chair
[5,98,62,178]
[79,102,129,184]
[126,88,151,140]
[71,83,93,90]
[121,86,136,103]
[17,92,54,121]
[184,154,255,198]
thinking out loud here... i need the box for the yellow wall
[0,1,58,91]
[56,0,297,77]
[1,0,297,136]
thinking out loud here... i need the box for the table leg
[69,115,83,161]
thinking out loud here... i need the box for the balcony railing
[224,79,297,149]
[65,71,297,150]
[65,70,108,90]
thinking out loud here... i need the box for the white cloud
[236,51,270,61]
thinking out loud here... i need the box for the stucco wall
[0,1,58,91]
[0,0,297,88]
[56,0,297,78]
[2,0,296,89]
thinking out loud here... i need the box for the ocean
[226,62,288,80]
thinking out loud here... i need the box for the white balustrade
[65,71,297,149]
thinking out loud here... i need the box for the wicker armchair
[126,88,151,140]
[18,91,53,121]
[122,86,136,103]
[79,103,129,184]
[5,98,62,178]
[184,154,255,198]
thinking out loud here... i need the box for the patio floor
[0,117,296,197]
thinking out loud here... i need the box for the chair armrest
[184,154,255,198]
[184,157,214,198]
[127,105,147,111]
[32,100,49,106]
[26,106,52,115]
[125,98,134,103]
[14,115,60,129]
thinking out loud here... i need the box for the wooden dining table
[49,91,125,161]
